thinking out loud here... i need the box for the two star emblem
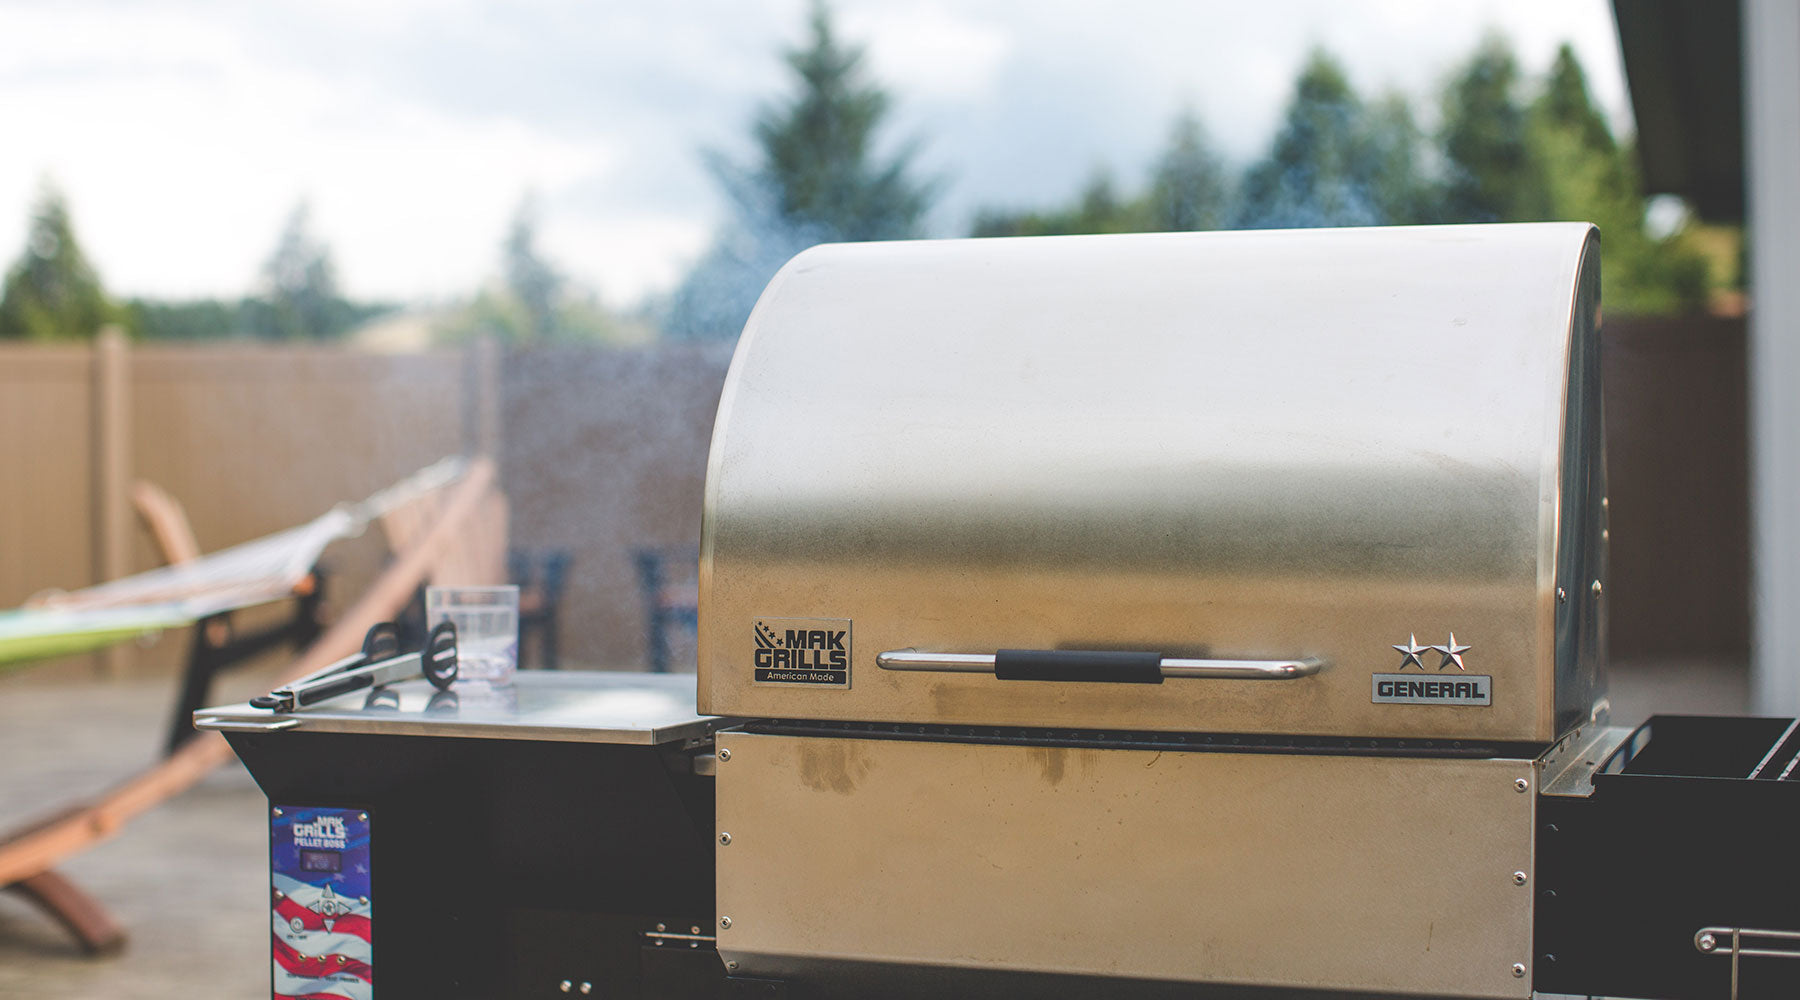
[1391,633,1472,671]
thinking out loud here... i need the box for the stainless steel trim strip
[194,716,302,733]
[875,649,1325,680]
[1538,725,1633,798]
[642,931,717,944]
[1748,718,1800,778]
[194,673,729,746]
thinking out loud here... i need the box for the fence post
[92,326,132,678]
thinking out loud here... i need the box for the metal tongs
[250,620,459,713]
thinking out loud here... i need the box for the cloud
[541,213,712,308]
[845,5,1013,102]
[0,0,1632,309]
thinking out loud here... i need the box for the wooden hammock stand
[0,458,503,955]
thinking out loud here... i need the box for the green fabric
[0,607,193,670]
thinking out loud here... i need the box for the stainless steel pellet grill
[697,223,1605,999]
[204,224,1800,1000]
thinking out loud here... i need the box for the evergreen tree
[665,0,934,339]
[0,184,115,340]
[1147,110,1232,231]
[1235,50,1388,228]
[505,195,564,341]
[1440,35,1551,223]
[971,169,1147,237]
[251,202,347,339]
[1361,94,1438,226]
[1537,44,1618,157]
[435,194,629,346]
[1527,43,1708,313]
[970,107,1232,238]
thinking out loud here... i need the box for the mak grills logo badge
[1373,632,1491,706]
[752,617,851,687]
[292,814,348,850]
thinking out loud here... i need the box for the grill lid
[698,224,1605,744]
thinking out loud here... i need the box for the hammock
[0,458,468,668]
[0,456,500,956]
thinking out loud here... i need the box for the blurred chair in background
[634,545,698,673]
[510,548,572,669]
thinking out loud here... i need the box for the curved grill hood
[698,224,1605,745]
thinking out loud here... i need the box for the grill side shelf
[1536,714,1800,1000]
[743,718,1544,760]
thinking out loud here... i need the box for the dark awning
[1612,0,1744,222]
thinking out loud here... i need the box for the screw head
[1512,963,1526,978]
[719,831,732,845]
[580,983,592,995]
[1699,932,1718,952]
[559,981,573,993]
[655,922,666,932]
[1556,587,1567,603]
[718,747,731,761]
[1591,579,1603,597]
[272,807,283,818]
[1514,777,1529,793]
[359,812,369,822]
[727,960,740,971]
[1512,871,1528,886]
[691,925,701,934]
[720,915,733,929]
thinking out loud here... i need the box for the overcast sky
[0,0,1627,309]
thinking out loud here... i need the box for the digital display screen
[300,849,341,873]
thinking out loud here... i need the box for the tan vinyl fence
[0,316,1753,679]
[0,333,485,677]
[0,344,101,610]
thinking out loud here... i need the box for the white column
[1746,0,1800,714]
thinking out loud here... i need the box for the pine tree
[252,202,347,339]
[1147,110,1231,231]
[0,184,115,340]
[665,0,934,339]
[1537,44,1618,157]
[1361,94,1438,226]
[505,195,564,341]
[1528,43,1708,313]
[1440,35,1551,223]
[1236,50,1388,228]
[970,109,1230,238]
[969,168,1149,237]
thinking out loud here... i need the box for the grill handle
[877,649,1324,683]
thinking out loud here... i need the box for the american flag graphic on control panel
[271,806,371,1000]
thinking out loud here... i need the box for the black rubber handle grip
[296,672,372,708]
[993,649,1164,684]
